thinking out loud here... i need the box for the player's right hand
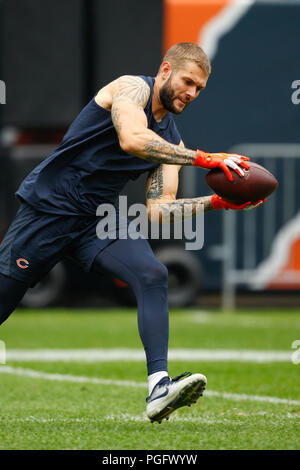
[211,194,266,211]
[193,149,250,182]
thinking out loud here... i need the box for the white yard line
[0,365,144,388]
[206,390,300,406]
[1,365,299,407]
[104,412,300,423]
[1,412,299,425]
[4,348,294,363]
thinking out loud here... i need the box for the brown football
[205,161,278,204]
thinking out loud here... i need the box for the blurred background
[0,0,299,310]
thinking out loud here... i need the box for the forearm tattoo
[159,196,213,222]
[144,139,197,166]
[146,166,164,200]
[147,166,213,222]
[149,196,213,225]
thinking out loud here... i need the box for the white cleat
[146,372,207,423]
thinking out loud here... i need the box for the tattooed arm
[110,75,198,165]
[146,143,214,223]
[109,74,249,180]
[145,158,254,222]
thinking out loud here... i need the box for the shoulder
[113,75,151,108]
[116,75,151,89]
[95,75,151,110]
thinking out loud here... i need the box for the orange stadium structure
[250,214,300,290]
[163,0,254,57]
[163,0,300,298]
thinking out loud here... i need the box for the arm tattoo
[111,75,150,136]
[153,196,213,224]
[115,76,150,107]
[113,76,150,109]
[146,166,164,200]
[111,106,122,134]
[111,76,197,166]
[143,139,197,166]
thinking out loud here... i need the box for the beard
[159,74,181,114]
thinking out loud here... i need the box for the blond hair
[161,42,211,76]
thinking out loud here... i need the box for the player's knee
[139,259,168,289]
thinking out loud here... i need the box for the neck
[152,77,169,122]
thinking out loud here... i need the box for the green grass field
[0,308,299,450]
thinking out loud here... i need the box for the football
[205,161,278,204]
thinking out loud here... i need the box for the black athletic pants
[0,237,169,375]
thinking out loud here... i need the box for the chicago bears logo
[16,258,29,269]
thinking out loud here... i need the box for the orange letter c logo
[16,258,29,269]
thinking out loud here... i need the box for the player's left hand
[211,194,266,211]
[243,198,266,210]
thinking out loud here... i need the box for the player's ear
[160,61,172,81]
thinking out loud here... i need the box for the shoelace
[171,372,192,382]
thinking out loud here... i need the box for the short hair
[161,42,211,76]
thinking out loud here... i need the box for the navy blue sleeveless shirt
[16,76,182,216]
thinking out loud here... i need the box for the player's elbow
[118,129,146,156]
[118,135,131,154]
[119,137,141,156]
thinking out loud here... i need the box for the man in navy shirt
[0,42,261,422]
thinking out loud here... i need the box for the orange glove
[193,150,250,182]
[243,199,266,210]
[211,194,266,210]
